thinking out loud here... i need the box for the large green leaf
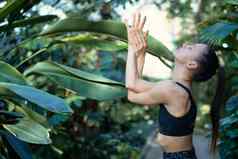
[0,0,41,22]
[225,95,238,112]
[0,61,27,85]
[45,73,126,101]
[228,60,238,69]
[0,110,24,124]
[0,15,58,32]
[0,82,73,113]
[0,130,33,159]
[3,118,51,144]
[65,95,85,108]
[14,105,50,128]
[0,0,26,21]
[39,17,174,63]
[225,0,238,5]
[48,113,70,126]
[61,34,127,52]
[199,21,238,45]
[24,61,124,86]
[23,61,127,101]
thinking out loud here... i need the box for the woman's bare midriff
[154,132,193,152]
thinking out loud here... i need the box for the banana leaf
[65,95,85,108]
[24,61,125,86]
[39,17,174,63]
[0,0,41,22]
[199,21,238,45]
[0,110,24,124]
[14,105,50,129]
[0,82,73,113]
[0,61,27,85]
[3,118,51,144]
[61,34,128,52]
[0,15,58,32]
[0,0,25,21]
[225,0,238,5]
[0,130,33,159]
[23,61,127,101]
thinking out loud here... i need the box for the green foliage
[225,0,238,5]
[0,0,237,159]
[199,22,238,46]
[0,110,24,124]
[40,17,174,63]
[196,1,238,158]
[3,118,52,144]
[0,130,33,159]
[23,61,127,101]
[0,15,58,32]
[219,96,238,158]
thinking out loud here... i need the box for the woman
[124,12,225,159]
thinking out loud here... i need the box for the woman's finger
[124,18,129,28]
[143,30,149,41]
[139,15,146,30]
[132,30,139,49]
[135,30,145,51]
[132,12,137,28]
[139,31,146,48]
[135,12,141,28]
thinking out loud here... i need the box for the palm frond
[225,0,238,5]
[198,21,238,46]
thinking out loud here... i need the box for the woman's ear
[186,61,198,70]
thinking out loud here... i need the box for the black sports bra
[158,81,197,136]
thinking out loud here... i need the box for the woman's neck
[171,64,193,89]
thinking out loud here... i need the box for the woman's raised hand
[124,12,149,57]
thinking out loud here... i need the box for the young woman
[124,12,225,159]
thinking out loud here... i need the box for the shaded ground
[140,131,220,159]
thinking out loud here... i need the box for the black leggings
[163,146,198,159]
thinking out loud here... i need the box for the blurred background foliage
[0,0,237,159]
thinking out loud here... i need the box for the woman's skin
[124,12,209,152]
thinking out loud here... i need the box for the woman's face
[175,43,208,68]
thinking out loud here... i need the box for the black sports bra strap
[174,81,194,103]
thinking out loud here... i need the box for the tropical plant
[0,0,174,158]
[196,0,238,158]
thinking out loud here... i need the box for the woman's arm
[124,12,171,106]
[125,46,139,90]
[136,52,145,77]
[124,12,157,93]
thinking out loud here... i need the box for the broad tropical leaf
[228,59,238,69]
[3,118,51,144]
[24,61,125,86]
[0,82,73,113]
[225,0,238,5]
[61,34,128,52]
[14,105,50,128]
[0,0,41,22]
[0,0,26,21]
[199,21,238,45]
[23,61,127,101]
[65,95,85,108]
[0,15,58,32]
[0,130,33,159]
[0,61,27,85]
[48,113,70,126]
[39,17,174,63]
[0,110,24,124]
